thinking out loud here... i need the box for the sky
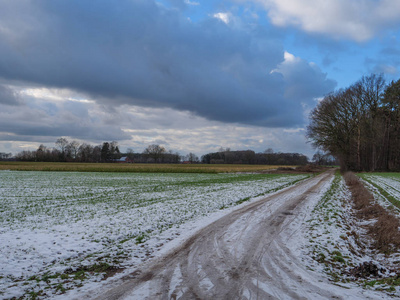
[0,0,400,159]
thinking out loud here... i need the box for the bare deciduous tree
[143,144,167,162]
[308,74,400,171]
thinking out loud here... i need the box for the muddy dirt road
[89,170,384,299]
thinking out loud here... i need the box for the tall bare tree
[143,144,166,162]
[308,73,400,171]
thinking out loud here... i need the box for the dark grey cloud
[275,53,336,101]
[0,97,130,142]
[0,0,335,128]
[0,134,52,143]
[0,84,21,106]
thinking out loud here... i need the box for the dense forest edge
[307,74,400,172]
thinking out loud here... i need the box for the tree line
[0,152,13,160]
[127,144,181,163]
[13,139,313,166]
[307,74,400,171]
[201,149,309,165]
[15,138,122,162]
[15,139,182,163]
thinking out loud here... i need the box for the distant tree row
[127,144,181,163]
[14,139,313,166]
[201,149,309,165]
[307,74,400,171]
[15,140,183,163]
[16,138,122,163]
[0,152,13,161]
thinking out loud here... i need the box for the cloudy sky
[1,0,400,158]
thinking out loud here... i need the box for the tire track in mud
[90,170,382,300]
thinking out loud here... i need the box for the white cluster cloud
[213,12,232,24]
[249,0,400,41]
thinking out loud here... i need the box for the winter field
[2,170,400,299]
[0,170,307,299]
[360,173,400,209]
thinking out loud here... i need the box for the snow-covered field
[79,170,400,300]
[361,173,400,207]
[0,170,308,299]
